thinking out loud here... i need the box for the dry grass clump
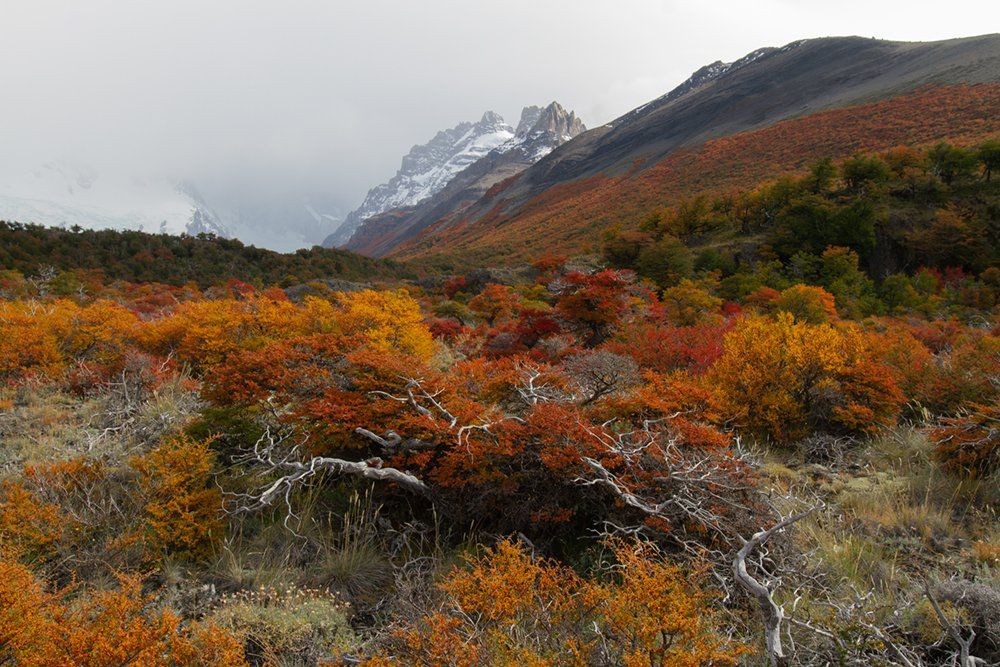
[207,585,355,666]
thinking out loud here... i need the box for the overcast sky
[2,0,999,207]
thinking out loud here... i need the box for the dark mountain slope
[397,84,1000,267]
[521,35,1000,194]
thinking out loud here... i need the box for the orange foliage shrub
[205,333,351,406]
[0,299,142,386]
[0,458,148,570]
[375,540,746,666]
[139,296,308,368]
[0,480,66,560]
[140,289,434,371]
[606,321,730,374]
[930,400,1000,476]
[468,284,523,324]
[923,332,1000,415]
[132,435,224,561]
[629,371,729,449]
[554,270,643,346]
[0,557,245,666]
[709,314,903,442]
[0,301,64,383]
[56,299,141,367]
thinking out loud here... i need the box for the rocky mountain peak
[530,101,585,139]
[323,111,518,247]
[501,101,586,162]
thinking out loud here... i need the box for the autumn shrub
[333,288,436,359]
[373,540,746,666]
[554,269,642,346]
[0,300,65,384]
[0,298,151,391]
[0,479,66,561]
[0,557,245,666]
[602,370,730,449]
[132,435,224,561]
[468,283,523,324]
[709,314,904,443]
[659,278,723,326]
[56,299,141,368]
[921,332,1000,415]
[930,400,1000,476]
[139,296,306,368]
[14,458,152,574]
[774,284,838,324]
[606,320,729,374]
[205,333,351,406]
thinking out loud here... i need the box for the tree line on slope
[0,222,412,288]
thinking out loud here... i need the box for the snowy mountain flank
[0,162,229,238]
[325,102,584,250]
[0,162,346,252]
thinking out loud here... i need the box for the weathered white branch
[232,427,431,524]
[732,506,818,666]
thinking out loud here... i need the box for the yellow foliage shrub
[132,435,224,561]
[334,289,435,360]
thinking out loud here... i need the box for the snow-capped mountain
[340,102,586,256]
[0,163,347,252]
[324,111,518,248]
[327,102,585,252]
[0,162,230,238]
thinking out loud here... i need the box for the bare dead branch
[732,506,818,666]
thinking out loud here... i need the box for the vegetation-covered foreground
[2,142,999,665]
